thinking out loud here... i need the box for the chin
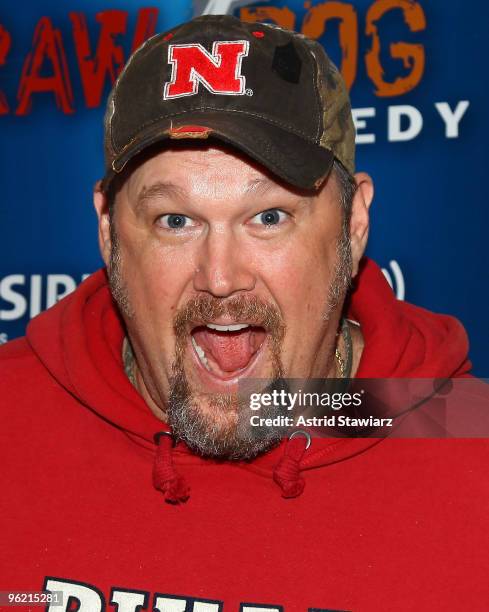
[164,293,287,459]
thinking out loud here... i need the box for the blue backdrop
[0,0,487,375]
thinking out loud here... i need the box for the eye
[250,208,288,227]
[157,214,197,230]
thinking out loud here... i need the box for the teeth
[206,323,250,332]
[191,336,210,369]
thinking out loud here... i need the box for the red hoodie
[1,257,488,612]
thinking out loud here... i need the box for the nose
[193,226,256,297]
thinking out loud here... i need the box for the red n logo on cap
[164,41,249,99]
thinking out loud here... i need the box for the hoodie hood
[350,258,471,378]
[25,257,471,501]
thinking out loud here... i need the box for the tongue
[192,327,265,372]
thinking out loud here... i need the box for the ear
[93,180,112,267]
[350,172,374,278]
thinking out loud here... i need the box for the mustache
[173,293,286,340]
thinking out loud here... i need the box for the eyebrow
[244,177,281,197]
[244,177,309,202]
[135,182,186,212]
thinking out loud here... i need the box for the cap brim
[102,111,334,192]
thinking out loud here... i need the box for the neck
[345,320,364,377]
[122,337,168,421]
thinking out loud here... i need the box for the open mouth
[190,323,267,381]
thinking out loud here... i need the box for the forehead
[121,142,325,203]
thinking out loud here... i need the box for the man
[1,15,488,612]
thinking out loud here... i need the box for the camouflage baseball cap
[102,14,355,192]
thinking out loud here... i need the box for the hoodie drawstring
[153,431,310,503]
[272,431,310,498]
[153,432,190,504]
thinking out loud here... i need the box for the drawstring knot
[272,431,310,498]
[153,432,190,504]
[152,431,310,503]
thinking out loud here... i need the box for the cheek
[257,239,339,373]
[258,237,338,313]
[118,232,196,326]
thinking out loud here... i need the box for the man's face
[99,144,356,459]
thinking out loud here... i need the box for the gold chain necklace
[335,318,353,379]
[335,347,346,377]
